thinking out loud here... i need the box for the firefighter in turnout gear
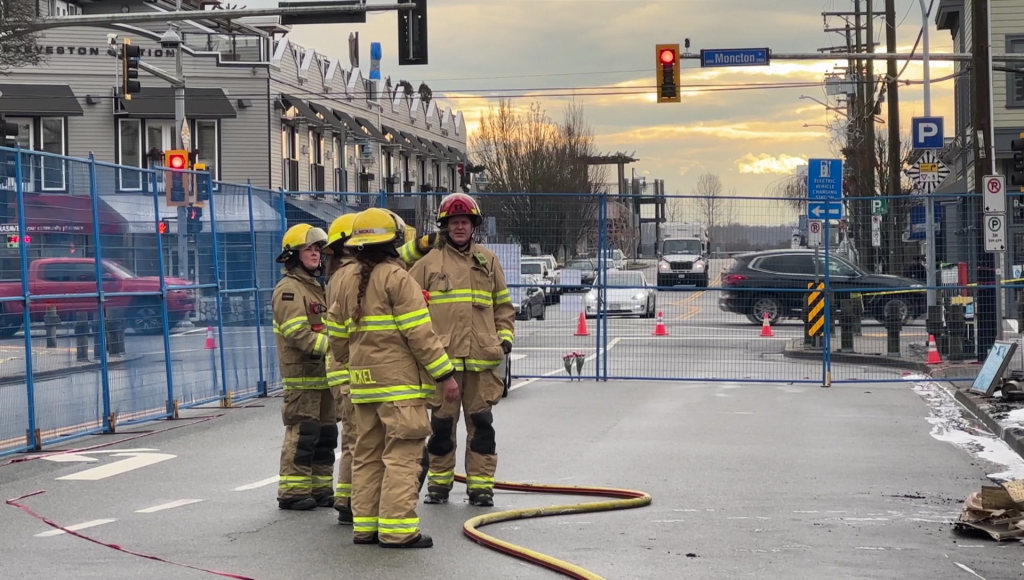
[272,223,336,510]
[326,211,443,526]
[332,207,460,548]
[324,212,359,525]
[408,193,516,508]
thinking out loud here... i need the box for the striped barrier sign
[806,282,826,339]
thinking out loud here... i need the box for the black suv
[717,249,926,325]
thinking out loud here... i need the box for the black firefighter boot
[379,533,434,549]
[468,489,493,507]
[278,497,318,511]
[335,502,353,526]
[423,486,449,504]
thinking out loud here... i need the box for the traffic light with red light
[656,43,680,104]
[158,220,169,235]
[164,149,191,207]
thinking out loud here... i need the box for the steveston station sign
[0,45,175,57]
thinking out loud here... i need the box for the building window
[118,119,143,191]
[334,135,347,192]
[281,124,298,190]
[1008,36,1024,108]
[40,117,65,190]
[196,120,218,181]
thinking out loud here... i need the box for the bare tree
[470,99,607,258]
[0,0,46,72]
[690,172,734,229]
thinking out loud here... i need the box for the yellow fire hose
[454,473,653,580]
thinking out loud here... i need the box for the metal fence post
[600,192,609,381]
[151,170,177,417]
[206,174,231,406]
[596,192,606,381]
[822,217,832,388]
[247,180,267,397]
[14,147,39,449]
[88,153,114,429]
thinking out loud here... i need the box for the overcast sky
[255,0,955,223]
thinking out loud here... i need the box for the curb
[948,383,1024,460]
[0,354,146,386]
[781,338,929,372]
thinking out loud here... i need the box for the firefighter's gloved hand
[416,231,442,254]
[501,340,512,355]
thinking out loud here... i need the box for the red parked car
[0,258,195,337]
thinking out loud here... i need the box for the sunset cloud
[736,153,809,175]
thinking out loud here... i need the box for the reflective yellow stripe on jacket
[347,307,455,403]
[427,288,494,307]
[274,316,329,357]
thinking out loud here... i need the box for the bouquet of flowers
[562,352,587,380]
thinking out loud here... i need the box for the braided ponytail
[352,248,392,324]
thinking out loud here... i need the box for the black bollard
[840,299,855,352]
[947,304,966,362]
[92,312,103,360]
[75,312,89,362]
[106,315,125,356]
[44,306,60,348]
[885,301,904,357]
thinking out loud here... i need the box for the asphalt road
[1,373,1017,579]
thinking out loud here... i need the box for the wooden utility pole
[972,0,996,357]
[885,0,900,275]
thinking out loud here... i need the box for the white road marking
[56,452,176,481]
[35,519,117,537]
[41,448,160,463]
[135,499,203,513]
[510,337,621,392]
[233,476,278,491]
[509,354,528,361]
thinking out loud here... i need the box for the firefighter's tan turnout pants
[350,399,432,544]
[278,389,337,501]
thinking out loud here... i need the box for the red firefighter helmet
[436,193,482,228]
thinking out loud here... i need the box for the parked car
[0,258,195,337]
[513,286,546,320]
[521,261,555,304]
[522,256,561,301]
[584,270,657,318]
[562,258,597,291]
[717,249,925,325]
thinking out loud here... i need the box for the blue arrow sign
[809,202,843,220]
[700,48,770,68]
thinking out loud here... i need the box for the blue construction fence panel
[0,143,1002,456]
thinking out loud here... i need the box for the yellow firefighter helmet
[276,223,329,263]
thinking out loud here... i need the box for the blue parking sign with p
[912,117,944,149]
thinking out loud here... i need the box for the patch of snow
[905,376,1024,483]
[1008,408,1024,423]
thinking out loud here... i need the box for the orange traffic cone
[760,312,774,337]
[926,334,942,364]
[205,326,217,350]
[574,312,589,336]
[651,311,669,336]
